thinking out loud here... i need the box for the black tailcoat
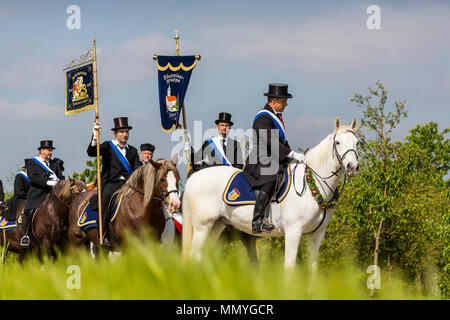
[3,173,30,220]
[244,104,292,188]
[87,140,140,213]
[87,141,140,186]
[191,137,244,170]
[25,158,65,210]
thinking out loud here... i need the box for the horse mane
[113,163,156,208]
[305,125,354,169]
[51,179,73,202]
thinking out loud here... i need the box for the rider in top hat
[244,83,305,234]
[88,117,140,245]
[190,112,244,170]
[2,159,31,221]
[139,143,155,166]
[21,141,65,246]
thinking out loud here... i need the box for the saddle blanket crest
[222,167,292,206]
[77,195,123,232]
[0,216,17,232]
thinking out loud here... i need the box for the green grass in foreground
[0,235,440,300]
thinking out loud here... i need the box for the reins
[291,130,358,233]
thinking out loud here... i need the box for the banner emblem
[156,55,196,133]
[65,63,94,115]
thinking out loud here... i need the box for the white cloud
[197,3,450,77]
[0,98,62,122]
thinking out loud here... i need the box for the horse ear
[350,117,358,131]
[171,153,179,166]
[150,160,162,170]
[335,117,341,131]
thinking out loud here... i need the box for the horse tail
[181,191,194,260]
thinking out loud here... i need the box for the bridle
[126,167,179,220]
[332,130,359,171]
[291,130,359,233]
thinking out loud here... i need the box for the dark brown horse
[14,178,86,258]
[68,157,181,250]
[1,201,25,255]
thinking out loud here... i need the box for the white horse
[182,117,359,269]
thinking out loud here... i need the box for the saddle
[77,194,123,232]
[222,166,292,206]
[0,216,17,232]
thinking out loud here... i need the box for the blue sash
[108,141,132,176]
[31,158,55,175]
[17,172,30,184]
[207,138,231,166]
[253,110,286,143]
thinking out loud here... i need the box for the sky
[0,0,449,191]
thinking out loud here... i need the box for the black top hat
[23,158,31,168]
[215,112,234,126]
[263,83,293,99]
[38,140,55,150]
[140,143,155,152]
[111,117,133,131]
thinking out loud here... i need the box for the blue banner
[65,63,94,115]
[156,56,196,133]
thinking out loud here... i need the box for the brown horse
[68,157,181,250]
[0,201,25,255]
[15,178,86,259]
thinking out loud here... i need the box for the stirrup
[20,235,30,247]
[252,220,274,234]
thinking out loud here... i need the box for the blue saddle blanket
[222,167,291,206]
[77,195,123,232]
[0,216,17,232]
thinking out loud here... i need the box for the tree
[319,82,449,298]
[72,158,101,183]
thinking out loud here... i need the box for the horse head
[52,178,87,206]
[151,154,181,214]
[333,117,360,177]
[68,177,87,197]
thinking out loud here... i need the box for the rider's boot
[251,190,274,234]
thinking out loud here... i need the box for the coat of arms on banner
[65,63,94,115]
[166,84,179,112]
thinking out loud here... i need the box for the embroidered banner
[156,56,196,133]
[65,63,94,115]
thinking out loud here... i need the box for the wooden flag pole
[92,33,103,246]
[174,30,198,174]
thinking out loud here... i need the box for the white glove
[289,151,305,163]
[47,180,58,187]
[49,174,59,182]
[93,122,101,134]
[92,122,101,145]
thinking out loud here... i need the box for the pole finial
[174,29,180,56]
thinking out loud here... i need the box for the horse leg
[305,229,326,293]
[209,221,226,245]
[307,229,326,273]
[190,221,215,261]
[284,224,303,269]
[240,233,259,266]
